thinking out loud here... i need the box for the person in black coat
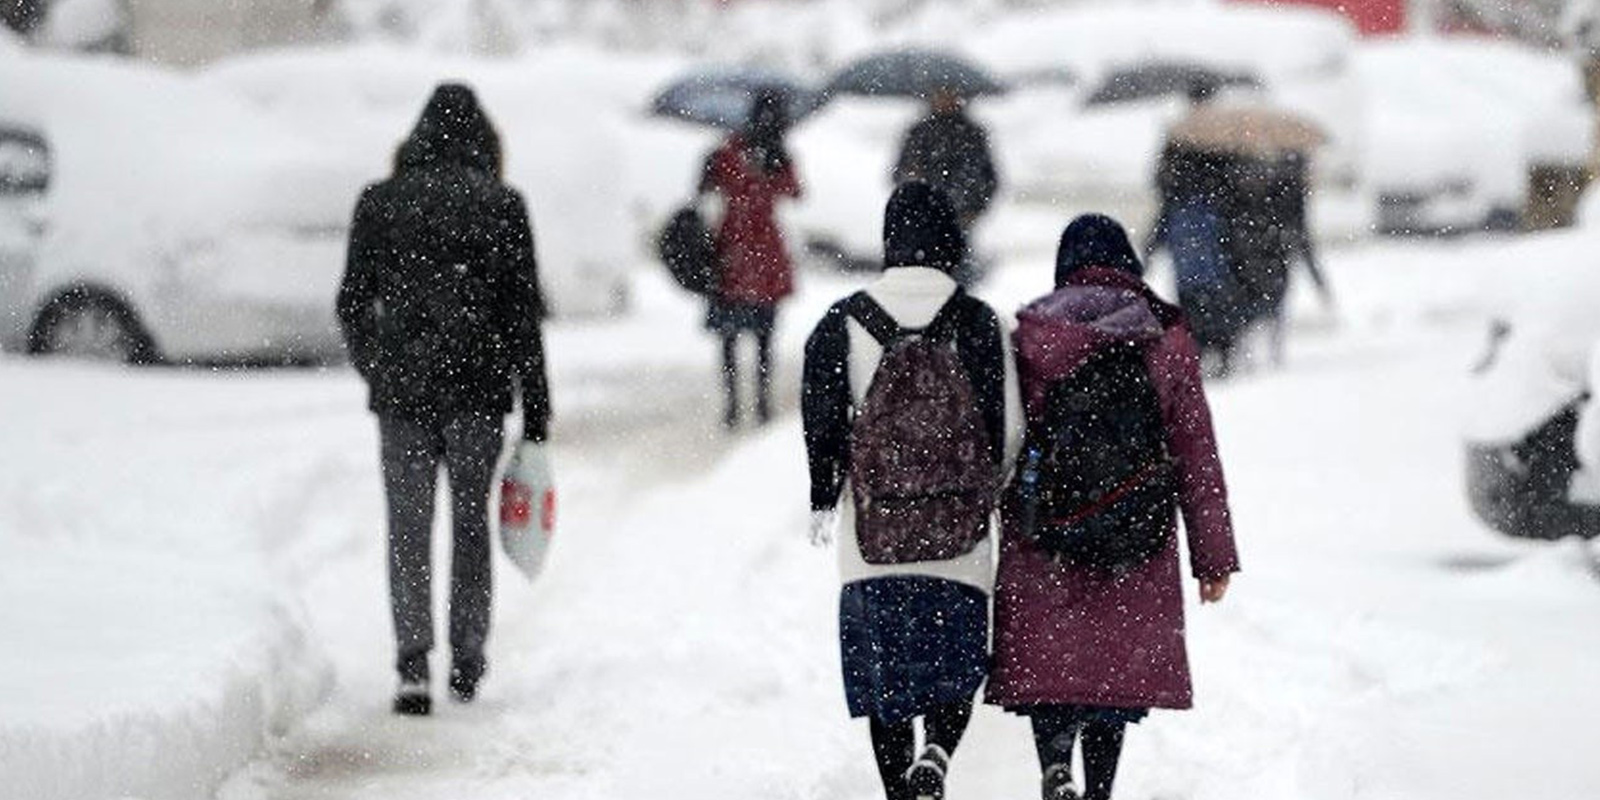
[892,88,999,285]
[337,82,550,716]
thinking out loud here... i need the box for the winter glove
[808,510,837,548]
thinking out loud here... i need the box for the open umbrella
[825,49,1007,100]
[1168,104,1326,157]
[1083,61,1260,107]
[649,66,822,130]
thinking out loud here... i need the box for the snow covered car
[201,46,639,319]
[0,124,49,349]
[0,50,364,363]
[1463,233,1600,540]
[964,3,1369,239]
[1354,40,1592,236]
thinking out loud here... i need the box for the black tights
[868,701,974,800]
[1031,711,1127,800]
[721,328,773,425]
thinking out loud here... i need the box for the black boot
[1042,763,1080,800]
[449,659,485,703]
[905,744,949,800]
[393,678,431,716]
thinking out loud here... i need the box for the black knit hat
[1055,213,1143,287]
[883,181,966,273]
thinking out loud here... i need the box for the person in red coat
[988,214,1240,800]
[699,88,802,429]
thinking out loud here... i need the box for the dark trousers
[378,413,504,682]
[721,328,773,425]
[868,699,974,800]
[1030,706,1129,800]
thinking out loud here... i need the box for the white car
[0,50,362,363]
[964,3,1369,240]
[1354,39,1592,235]
[202,45,639,319]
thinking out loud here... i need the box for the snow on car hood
[1464,228,1600,443]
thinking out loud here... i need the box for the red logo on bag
[501,479,532,527]
[541,489,557,534]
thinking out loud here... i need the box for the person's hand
[808,510,837,548]
[1199,575,1231,604]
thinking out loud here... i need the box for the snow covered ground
[4,223,1600,799]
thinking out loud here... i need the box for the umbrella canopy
[825,49,1007,100]
[649,67,822,130]
[1167,104,1327,157]
[1083,61,1260,107]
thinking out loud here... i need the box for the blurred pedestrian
[1229,150,1333,367]
[1145,112,1244,376]
[893,87,1000,286]
[802,182,1022,800]
[337,83,551,716]
[989,214,1240,800]
[699,87,802,429]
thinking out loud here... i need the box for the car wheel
[27,288,158,364]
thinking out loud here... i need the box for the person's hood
[1014,266,1180,413]
[1055,213,1143,285]
[883,181,965,274]
[395,83,500,177]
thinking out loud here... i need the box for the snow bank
[0,362,342,800]
[0,545,324,800]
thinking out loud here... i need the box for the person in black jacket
[337,83,550,716]
[892,88,999,286]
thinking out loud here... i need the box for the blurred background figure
[893,86,1000,287]
[1145,82,1244,377]
[699,87,802,430]
[1147,79,1331,375]
[337,83,551,716]
[1228,149,1333,367]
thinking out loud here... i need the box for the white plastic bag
[499,441,555,581]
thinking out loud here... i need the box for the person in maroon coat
[699,88,802,429]
[988,214,1240,800]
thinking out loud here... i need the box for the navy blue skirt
[839,576,989,724]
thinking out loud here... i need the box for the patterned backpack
[847,291,999,564]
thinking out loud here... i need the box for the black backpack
[1014,342,1177,570]
[657,205,717,296]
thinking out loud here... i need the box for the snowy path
[222,255,1600,800]
[6,240,1600,800]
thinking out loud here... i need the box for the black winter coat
[893,112,999,224]
[337,162,550,438]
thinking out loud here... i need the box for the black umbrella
[1083,61,1261,107]
[825,49,1007,101]
[649,67,822,130]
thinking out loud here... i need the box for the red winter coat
[704,136,801,305]
[987,266,1240,711]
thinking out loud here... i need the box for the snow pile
[0,362,339,800]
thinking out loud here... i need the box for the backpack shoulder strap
[921,288,969,344]
[845,291,905,346]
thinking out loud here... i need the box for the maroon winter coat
[704,135,802,306]
[987,266,1239,711]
